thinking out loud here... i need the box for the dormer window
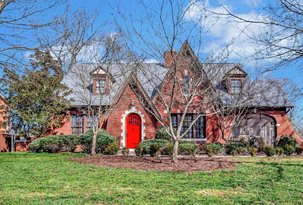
[230,79,242,94]
[90,66,116,95]
[96,79,106,94]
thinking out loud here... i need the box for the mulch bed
[72,155,235,172]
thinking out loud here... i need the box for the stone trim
[120,106,146,148]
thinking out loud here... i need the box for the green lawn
[1,153,303,205]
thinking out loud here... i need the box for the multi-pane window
[182,115,193,138]
[195,116,205,139]
[230,79,242,94]
[171,114,206,139]
[96,80,105,94]
[86,115,97,131]
[72,115,84,135]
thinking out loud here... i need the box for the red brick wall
[106,84,157,147]
[0,98,9,152]
[52,114,72,135]
[0,134,8,152]
[15,142,30,152]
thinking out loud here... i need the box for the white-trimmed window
[96,80,106,94]
[230,79,242,94]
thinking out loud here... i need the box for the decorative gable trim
[111,72,162,120]
[90,66,116,82]
[226,65,247,76]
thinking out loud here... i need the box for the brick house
[0,95,9,152]
[52,41,302,149]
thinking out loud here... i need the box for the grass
[1,153,303,205]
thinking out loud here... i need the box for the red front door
[126,113,141,149]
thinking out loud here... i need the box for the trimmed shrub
[28,129,116,154]
[275,147,284,156]
[249,137,265,151]
[296,147,303,155]
[150,142,163,157]
[79,129,116,154]
[28,135,80,153]
[264,146,276,157]
[137,139,169,156]
[283,144,296,156]
[178,142,198,157]
[238,137,250,147]
[135,140,198,157]
[104,142,119,155]
[135,144,143,157]
[225,140,247,156]
[162,142,174,156]
[121,147,129,157]
[205,142,224,157]
[155,127,172,141]
[248,147,258,157]
[276,136,298,156]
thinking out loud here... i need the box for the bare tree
[206,0,303,67]
[209,0,303,138]
[0,0,68,68]
[112,0,279,162]
[63,33,131,155]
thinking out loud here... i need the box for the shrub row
[135,139,198,157]
[28,129,118,154]
[203,135,302,157]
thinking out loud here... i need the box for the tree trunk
[172,140,179,163]
[91,132,97,156]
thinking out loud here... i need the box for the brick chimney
[163,50,177,68]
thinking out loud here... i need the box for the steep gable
[225,65,247,77]
[111,72,161,120]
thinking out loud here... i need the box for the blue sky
[1,0,302,121]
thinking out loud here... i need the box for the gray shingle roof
[63,62,292,108]
[202,63,240,86]
[63,63,168,106]
[218,79,292,108]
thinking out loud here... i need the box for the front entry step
[117,149,136,156]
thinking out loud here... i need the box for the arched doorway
[232,114,276,145]
[126,113,142,149]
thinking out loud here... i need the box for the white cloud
[184,0,268,63]
[144,58,160,63]
[50,41,104,64]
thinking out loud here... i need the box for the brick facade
[18,42,301,151]
[106,84,157,147]
[48,43,302,148]
[0,96,9,152]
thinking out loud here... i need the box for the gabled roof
[111,72,161,119]
[226,66,247,75]
[89,66,116,83]
[63,63,167,106]
[220,79,293,108]
[62,41,292,109]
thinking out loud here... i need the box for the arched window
[232,114,276,145]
